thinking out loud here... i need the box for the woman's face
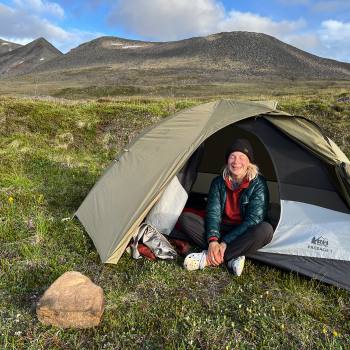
[227,151,250,180]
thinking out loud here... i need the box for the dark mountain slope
[31,31,350,80]
[0,38,63,77]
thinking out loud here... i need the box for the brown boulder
[36,271,104,328]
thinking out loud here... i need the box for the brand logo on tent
[307,235,332,254]
[311,236,328,247]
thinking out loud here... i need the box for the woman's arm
[205,177,223,242]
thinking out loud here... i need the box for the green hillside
[0,95,349,349]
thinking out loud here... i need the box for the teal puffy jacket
[206,175,270,244]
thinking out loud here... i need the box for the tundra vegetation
[0,87,349,349]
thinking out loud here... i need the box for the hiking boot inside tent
[75,100,350,290]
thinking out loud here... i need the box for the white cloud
[108,0,306,41]
[316,20,350,61]
[108,0,225,40]
[320,20,350,41]
[0,3,102,52]
[0,4,68,40]
[13,0,65,18]
[218,11,305,38]
[284,33,321,51]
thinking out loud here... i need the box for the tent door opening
[178,120,281,229]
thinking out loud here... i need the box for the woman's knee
[250,221,273,243]
[178,212,204,229]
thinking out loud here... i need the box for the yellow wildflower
[322,326,327,334]
[332,330,339,337]
[8,196,14,204]
[37,194,44,204]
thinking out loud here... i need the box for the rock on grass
[36,271,104,328]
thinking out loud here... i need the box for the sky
[0,0,349,62]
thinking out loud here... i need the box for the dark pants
[170,212,273,262]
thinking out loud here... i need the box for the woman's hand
[207,241,222,266]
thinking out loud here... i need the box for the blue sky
[0,0,349,62]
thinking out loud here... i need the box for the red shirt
[223,177,250,225]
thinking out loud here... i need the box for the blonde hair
[223,163,259,182]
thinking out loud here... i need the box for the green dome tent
[75,100,350,290]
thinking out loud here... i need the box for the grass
[1,74,350,100]
[0,92,349,349]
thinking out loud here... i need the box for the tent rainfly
[75,100,350,290]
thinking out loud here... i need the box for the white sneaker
[183,251,207,271]
[227,256,245,276]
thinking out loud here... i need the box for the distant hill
[1,32,350,85]
[0,39,22,55]
[0,38,63,77]
[29,32,350,82]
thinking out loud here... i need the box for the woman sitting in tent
[172,138,273,275]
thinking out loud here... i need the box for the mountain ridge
[1,31,350,83]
